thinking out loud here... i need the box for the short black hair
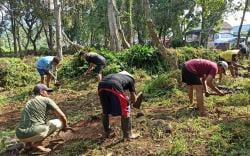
[53,56,60,64]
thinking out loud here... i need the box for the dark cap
[33,83,53,94]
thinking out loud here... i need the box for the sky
[224,0,250,26]
[224,11,250,26]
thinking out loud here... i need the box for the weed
[0,129,15,152]
[170,136,188,155]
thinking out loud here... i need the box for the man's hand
[61,123,70,132]
[205,91,210,97]
[217,91,224,96]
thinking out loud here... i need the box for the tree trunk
[245,29,250,46]
[48,25,54,52]
[1,10,12,51]
[62,31,84,50]
[142,0,178,69]
[237,0,249,47]
[123,0,133,45]
[16,26,22,57]
[54,0,63,59]
[107,0,122,51]
[10,9,18,55]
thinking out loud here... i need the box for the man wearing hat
[181,59,228,116]
[219,50,246,77]
[79,51,106,82]
[98,71,139,140]
[16,84,68,152]
[36,56,61,87]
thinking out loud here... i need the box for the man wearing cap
[16,84,68,152]
[79,51,106,82]
[98,71,139,140]
[36,56,60,87]
[219,50,246,77]
[181,59,228,116]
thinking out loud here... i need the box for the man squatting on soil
[16,84,69,152]
[98,71,140,140]
[182,59,228,116]
[36,56,60,88]
[79,51,106,82]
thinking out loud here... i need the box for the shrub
[57,55,87,78]
[125,45,169,74]
[176,47,219,67]
[0,58,38,88]
[144,70,181,97]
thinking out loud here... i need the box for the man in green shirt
[16,84,68,153]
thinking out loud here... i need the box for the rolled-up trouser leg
[121,116,132,138]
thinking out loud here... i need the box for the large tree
[196,0,228,46]
[237,0,249,47]
[107,0,121,51]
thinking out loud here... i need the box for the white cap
[118,71,134,79]
[217,61,228,74]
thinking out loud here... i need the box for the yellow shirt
[219,50,238,62]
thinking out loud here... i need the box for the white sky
[224,11,250,26]
[224,0,250,26]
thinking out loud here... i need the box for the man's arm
[232,62,246,69]
[84,63,94,76]
[53,108,68,130]
[206,75,224,96]
[201,76,207,93]
[130,92,137,104]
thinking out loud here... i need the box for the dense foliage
[0,58,38,88]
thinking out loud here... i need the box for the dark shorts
[37,68,49,76]
[181,65,202,85]
[98,88,130,117]
[94,64,105,74]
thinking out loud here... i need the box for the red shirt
[185,59,218,77]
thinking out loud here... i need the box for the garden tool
[205,91,233,97]
[133,92,144,109]
[52,69,62,87]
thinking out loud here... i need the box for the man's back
[86,52,106,65]
[36,56,54,70]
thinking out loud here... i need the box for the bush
[0,58,38,88]
[144,70,181,97]
[176,47,219,67]
[125,45,169,74]
[57,55,87,78]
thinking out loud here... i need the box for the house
[185,22,244,49]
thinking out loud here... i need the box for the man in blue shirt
[36,56,60,87]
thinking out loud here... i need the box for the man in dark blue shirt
[98,71,139,140]
[80,52,106,82]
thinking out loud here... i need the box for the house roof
[222,22,233,30]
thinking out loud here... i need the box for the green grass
[0,54,250,155]
[0,129,15,152]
